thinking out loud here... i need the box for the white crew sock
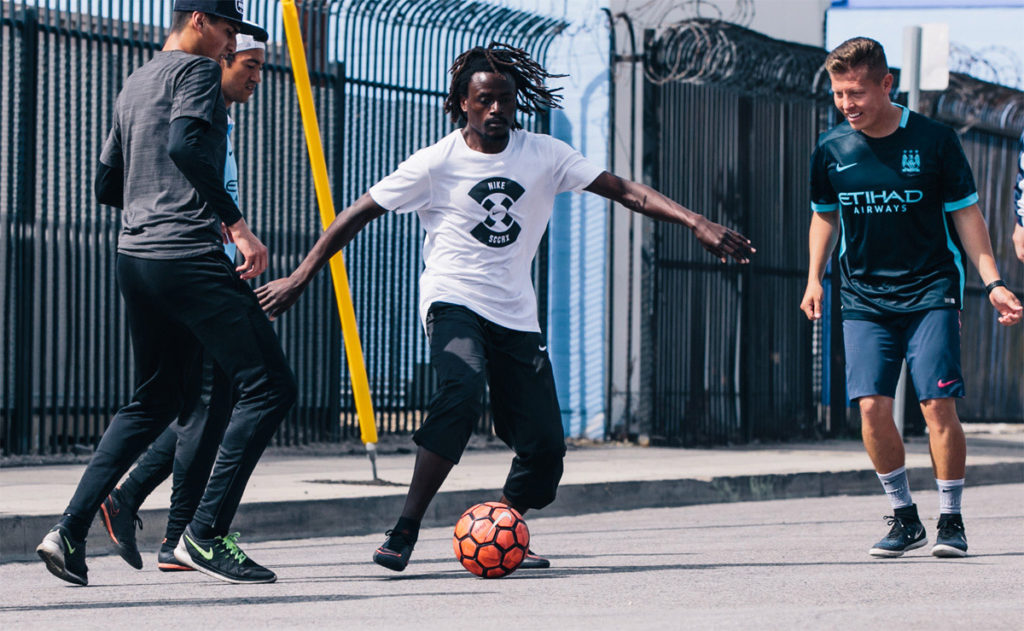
[936,478,965,514]
[877,466,913,509]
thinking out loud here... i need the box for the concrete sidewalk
[2,427,1021,562]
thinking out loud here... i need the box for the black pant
[63,252,295,539]
[413,302,565,510]
[118,357,233,544]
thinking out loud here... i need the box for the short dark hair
[443,42,564,128]
[170,10,224,34]
[825,37,889,83]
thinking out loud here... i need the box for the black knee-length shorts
[413,302,566,510]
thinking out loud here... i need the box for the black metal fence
[0,0,564,456]
[638,20,1023,445]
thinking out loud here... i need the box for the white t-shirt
[369,129,604,332]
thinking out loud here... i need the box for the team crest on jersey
[468,177,524,248]
[901,149,920,174]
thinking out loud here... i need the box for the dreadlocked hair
[444,42,565,128]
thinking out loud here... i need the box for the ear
[880,72,894,93]
[191,11,205,31]
[460,94,468,113]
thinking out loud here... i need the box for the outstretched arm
[255,193,388,319]
[584,171,754,263]
[950,204,1022,326]
[799,211,840,321]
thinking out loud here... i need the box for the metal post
[13,8,39,454]
[894,25,922,437]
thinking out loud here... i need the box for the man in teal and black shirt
[800,37,1021,560]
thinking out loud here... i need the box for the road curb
[2,461,1021,563]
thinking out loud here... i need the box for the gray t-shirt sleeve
[99,118,123,168]
[170,58,222,124]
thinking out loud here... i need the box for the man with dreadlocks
[256,42,755,572]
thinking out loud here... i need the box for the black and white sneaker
[99,488,143,570]
[931,513,968,558]
[36,525,88,586]
[173,526,276,584]
[373,529,416,572]
[869,504,927,558]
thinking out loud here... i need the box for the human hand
[800,282,825,320]
[692,216,755,263]
[255,275,307,321]
[225,218,268,280]
[990,285,1023,326]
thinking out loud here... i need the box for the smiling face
[829,64,897,138]
[221,48,264,106]
[460,71,517,149]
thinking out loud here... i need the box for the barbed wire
[643,18,830,99]
[950,43,1024,92]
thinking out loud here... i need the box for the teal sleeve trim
[944,192,979,212]
[811,202,838,213]
[898,104,910,128]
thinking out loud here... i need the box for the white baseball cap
[235,33,266,53]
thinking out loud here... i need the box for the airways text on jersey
[839,189,923,215]
[468,177,525,248]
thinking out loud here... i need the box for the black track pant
[62,252,295,540]
[117,357,233,544]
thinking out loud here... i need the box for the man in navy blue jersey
[800,37,1021,559]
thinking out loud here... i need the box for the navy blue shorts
[843,308,964,401]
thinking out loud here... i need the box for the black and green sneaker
[173,526,276,584]
[931,513,968,558]
[36,525,88,586]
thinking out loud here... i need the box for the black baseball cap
[173,0,268,42]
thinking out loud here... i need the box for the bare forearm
[951,205,1001,284]
[618,180,701,228]
[807,212,839,283]
[291,193,385,285]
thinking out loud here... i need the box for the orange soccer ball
[452,502,530,578]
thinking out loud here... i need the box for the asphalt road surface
[2,484,1021,630]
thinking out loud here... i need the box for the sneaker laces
[383,529,415,549]
[218,533,248,563]
[133,515,143,531]
[937,518,964,537]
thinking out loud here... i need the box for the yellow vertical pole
[280,0,380,460]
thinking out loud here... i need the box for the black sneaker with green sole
[36,525,88,586]
[173,526,275,584]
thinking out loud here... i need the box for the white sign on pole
[899,23,950,92]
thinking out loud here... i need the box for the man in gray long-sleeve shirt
[36,0,295,587]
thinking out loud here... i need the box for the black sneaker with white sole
[373,529,416,572]
[931,513,968,558]
[99,488,143,570]
[869,504,927,558]
[36,525,88,586]
[173,526,275,584]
